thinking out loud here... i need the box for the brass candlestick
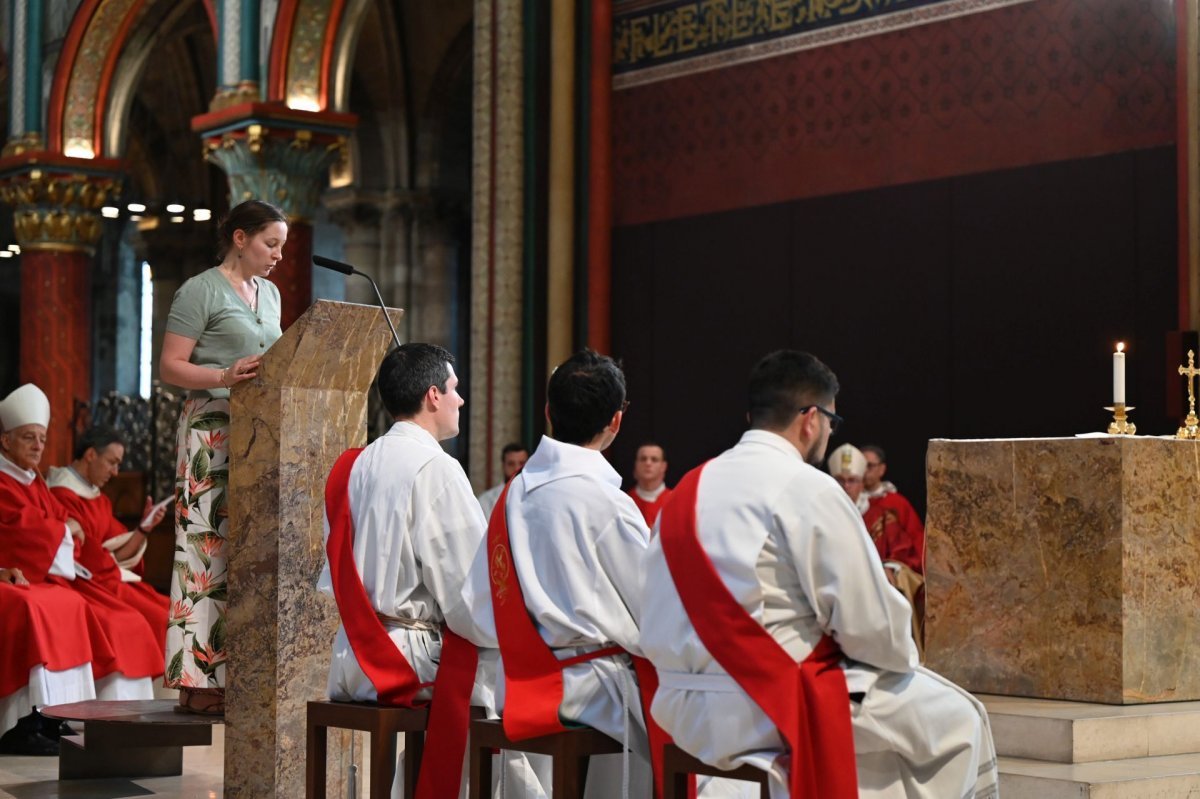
[1105,403,1136,435]
[1177,349,1199,440]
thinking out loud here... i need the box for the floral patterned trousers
[165,396,230,688]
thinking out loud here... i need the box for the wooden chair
[468,717,623,799]
[662,742,769,799]
[305,700,429,799]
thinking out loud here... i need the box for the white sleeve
[592,498,652,655]
[412,460,497,648]
[48,525,78,579]
[785,477,917,673]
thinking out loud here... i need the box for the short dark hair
[637,442,666,460]
[75,426,126,461]
[500,442,529,460]
[216,199,288,261]
[547,350,626,446]
[377,343,455,419]
[862,444,887,463]
[748,350,839,431]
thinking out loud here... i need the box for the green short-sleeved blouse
[165,267,284,399]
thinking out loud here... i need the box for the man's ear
[608,410,624,435]
[425,384,441,412]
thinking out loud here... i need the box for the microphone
[313,254,402,350]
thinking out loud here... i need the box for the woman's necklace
[220,264,258,312]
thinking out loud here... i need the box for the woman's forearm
[160,359,227,390]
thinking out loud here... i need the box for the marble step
[999,753,1200,798]
[981,694,1200,764]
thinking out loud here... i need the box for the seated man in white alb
[640,350,997,799]
[476,442,529,520]
[318,343,541,798]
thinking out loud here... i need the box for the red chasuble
[324,448,478,799]
[658,464,858,798]
[863,493,925,574]
[628,486,673,528]
[0,583,98,697]
[50,486,170,652]
[486,481,678,798]
[0,471,163,680]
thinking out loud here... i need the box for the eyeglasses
[620,400,630,414]
[799,405,843,434]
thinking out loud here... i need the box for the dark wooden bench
[41,699,220,780]
[662,742,769,798]
[468,717,624,799]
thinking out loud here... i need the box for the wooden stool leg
[469,743,493,799]
[370,731,397,799]
[403,730,424,798]
[662,769,687,799]
[307,720,327,799]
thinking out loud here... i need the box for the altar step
[980,694,1200,797]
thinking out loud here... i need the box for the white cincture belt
[553,641,622,662]
[376,613,438,631]
[656,670,742,693]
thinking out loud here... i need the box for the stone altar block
[925,437,1200,705]
[225,300,402,797]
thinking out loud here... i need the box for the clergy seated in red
[640,351,996,799]
[0,567,104,755]
[0,384,164,704]
[627,441,672,528]
[47,426,170,654]
[828,443,926,658]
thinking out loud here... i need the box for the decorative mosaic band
[613,0,1036,89]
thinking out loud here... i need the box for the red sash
[486,480,679,796]
[658,464,858,798]
[325,448,479,799]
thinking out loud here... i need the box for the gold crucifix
[1178,349,1200,439]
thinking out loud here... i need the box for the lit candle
[1113,342,1126,404]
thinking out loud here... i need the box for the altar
[924,436,1200,705]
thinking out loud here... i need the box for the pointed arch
[47,0,218,158]
[267,0,352,111]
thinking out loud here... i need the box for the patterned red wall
[613,0,1177,225]
[20,250,92,470]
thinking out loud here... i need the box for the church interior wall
[608,0,1180,511]
[611,145,1178,517]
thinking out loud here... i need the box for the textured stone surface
[926,437,1200,705]
[225,300,402,798]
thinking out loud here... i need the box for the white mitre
[827,443,866,478]
[0,383,51,430]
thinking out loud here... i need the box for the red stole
[324,448,478,799]
[658,464,858,798]
[629,486,672,528]
[0,471,71,583]
[486,480,678,798]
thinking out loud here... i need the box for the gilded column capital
[192,103,358,223]
[0,153,124,254]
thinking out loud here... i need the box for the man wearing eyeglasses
[862,444,899,499]
[640,350,996,799]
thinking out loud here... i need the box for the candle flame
[1117,342,1125,353]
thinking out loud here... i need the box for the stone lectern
[925,437,1200,705]
[224,300,403,797]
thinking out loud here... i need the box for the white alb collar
[0,451,37,486]
[45,465,101,499]
[520,435,622,492]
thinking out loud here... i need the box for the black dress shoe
[0,727,60,756]
[37,718,74,741]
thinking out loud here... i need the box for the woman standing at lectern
[158,199,288,714]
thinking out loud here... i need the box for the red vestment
[50,485,170,654]
[863,492,925,574]
[628,486,672,528]
[0,471,163,680]
[0,583,100,698]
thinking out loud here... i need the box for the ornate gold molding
[0,167,121,254]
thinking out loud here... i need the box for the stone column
[0,150,121,466]
[192,105,356,329]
